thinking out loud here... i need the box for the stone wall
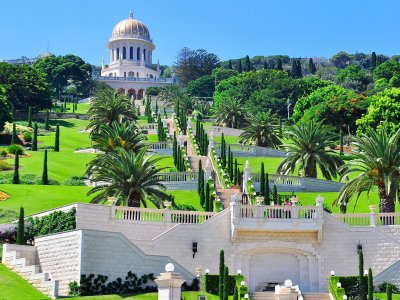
[162,181,197,190]
[253,177,343,193]
[35,231,82,296]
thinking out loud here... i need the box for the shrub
[7,144,24,155]
[79,272,156,296]
[0,161,13,171]
[27,208,76,237]
[0,148,7,156]
[3,122,33,135]
[377,282,400,293]
[23,132,32,142]
[68,281,81,297]
[39,145,55,151]
[0,209,17,223]
[16,207,24,245]
[175,204,197,211]
[64,176,85,186]
[182,277,200,291]
[203,274,236,295]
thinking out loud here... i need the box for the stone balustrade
[333,212,400,226]
[144,142,173,150]
[214,143,286,158]
[157,172,198,182]
[113,206,216,224]
[252,173,302,186]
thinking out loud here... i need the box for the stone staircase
[303,293,331,300]
[2,244,58,299]
[252,291,277,300]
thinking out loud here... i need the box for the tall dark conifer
[276,58,283,70]
[32,123,38,151]
[238,60,242,73]
[371,51,377,70]
[308,58,317,74]
[13,153,19,184]
[219,250,225,299]
[42,150,49,185]
[27,106,32,128]
[16,207,24,245]
[54,124,60,152]
[244,55,251,72]
[260,162,265,198]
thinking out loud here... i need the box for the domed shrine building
[98,10,174,100]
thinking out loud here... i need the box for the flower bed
[0,191,10,201]
[172,114,182,135]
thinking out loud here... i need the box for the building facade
[98,10,175,99]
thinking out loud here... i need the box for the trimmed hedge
[203,274,236,295]
[27,208,76,238]
[328,276,367,300]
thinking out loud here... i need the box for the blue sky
[1,0,400,66]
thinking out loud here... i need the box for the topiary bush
[203,274,236,295]
[63,176,85,186]
[27,208,76,238]
[79,272,156,296]
[0,148,7,156]
[23,132,32,142]
[7,144,24,155]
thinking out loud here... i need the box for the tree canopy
[174,47,219,86]
[0,62,52,111]
[0,85,11,131]
[34,54,93,97]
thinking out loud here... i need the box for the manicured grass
[69,292,225,300]
[235,157,284,174]
[168,190,201,210]
[213,135,240,144]
[145,134,159,142]
[0,184,92,217]
[0,263,50,300]
[373,293,400,300]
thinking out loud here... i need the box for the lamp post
[287,99,295,120]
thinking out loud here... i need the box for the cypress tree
[227,145,231,176]
[32,123,38,151]
[11,123,17,145]
[42,150,49,185]
[359,250,366,300]
[205,182,210,210]
[72,101,76,113]
[45,110,50,130]
[155,100,158,116]
[27,106,32,127]
[244,55,251,72]
[173,132,177,165]
[308,58,317,74]
[12,153,20,184]
[272,184,278,205]
[233,285,238,300]
[223,266,229,300]
[234,159,238,185]
[229,149,234,181]
[163,107,167,118]
[260,162,265,198]
[265,173,270,205]
[387,284,392,300]
[371,51,377,70]
[367,268,373,300]
[276,58,283,70]
[54,124,60,152]
[16,207,24,245]
[238,60,242,73]
[221,133,226,168]
[228,60,232,69]
[198,160,203,194]
[263,61,268,69]
[200,184,205,208]
[219,250,225,299]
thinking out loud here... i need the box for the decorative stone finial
[129,9,133,19]
[165,263,175,272]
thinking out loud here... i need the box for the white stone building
[98,10,175,99]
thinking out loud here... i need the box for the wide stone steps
[252,292,278,300]
[2,244,58,299]
[303,293,331,300]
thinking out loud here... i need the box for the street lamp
[287,99,295,120]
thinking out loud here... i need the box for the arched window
[111,49,114,61]
[130,47,133,59]
[137,47,140,60]
[143,49,146,61]
[116,48,120,60]
[123,47,126,59]
[128,71,134,77]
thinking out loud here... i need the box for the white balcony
[230,205,324,241]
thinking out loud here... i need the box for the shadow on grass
[49,120,75,128]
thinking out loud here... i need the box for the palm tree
[87,148,169,208]
[87,88,136,133]
[335,126,400,213]
[215,97,247,128]
[277,121,344,180]
[91,121,146,153]
[239,110,282,148]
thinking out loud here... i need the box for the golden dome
[111,10,151,41]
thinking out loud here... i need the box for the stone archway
[117,88,125,95]
[127,89,136,100]
[137,89,144,100]
[234,241,321,293]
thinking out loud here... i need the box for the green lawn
[213,135,240,144]
[0,264,50,300]
[168,190,201,210]
[235,157,284,174]
[145,134,159,142]
[373,293,400,300]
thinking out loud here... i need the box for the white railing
[333,212,400,226]
[98,76,174,83]
[251,173,302,186]
[157,172,198,182]
[113,206,216,224]
[140,123,158,130]
[233,205,322,220]
[214,143,253,153]
[144,142,172,149]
